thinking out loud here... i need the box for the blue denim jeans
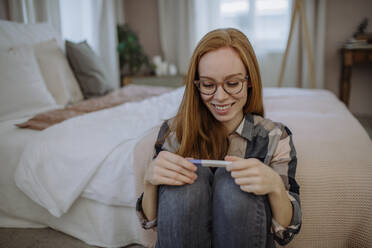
[156,166,275,248]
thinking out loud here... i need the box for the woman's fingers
[159,151,197,172]
[157,176,185,186]
[230,167,259,178]
[146,151,199,186]
[234,176,260,186]
[156,166,195,184]
[239,185,260,193]
[161,159,198,181]
[226,158,261,171]
[156,151,198,184]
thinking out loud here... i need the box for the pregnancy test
[189,159,232,168]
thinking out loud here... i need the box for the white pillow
[34,40,84,105]
[0,46,56,121]
[0,20,64,50]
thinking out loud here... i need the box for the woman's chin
[211,112,234,123]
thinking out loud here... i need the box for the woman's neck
[224,112,244,134]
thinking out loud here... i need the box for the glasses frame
[194,75,251,96]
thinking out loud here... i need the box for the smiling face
[198,46,248,133]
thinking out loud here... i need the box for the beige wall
[0,0,9,20]
[325,0,372,115]
[123,0,162,60]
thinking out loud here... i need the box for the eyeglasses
[194,75,251,95]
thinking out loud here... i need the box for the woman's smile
[211,102,235,115]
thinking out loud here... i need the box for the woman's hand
[225,155,285,196]
[144,151,198,186]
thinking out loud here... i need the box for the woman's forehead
[198,47,246,79]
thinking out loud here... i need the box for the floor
[0,227,144,248]
[1,115,371,248]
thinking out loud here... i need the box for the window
[218,0,292,53]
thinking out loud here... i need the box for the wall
[0,0,9,20]
[325,0,372,115]
[123,0,162,61]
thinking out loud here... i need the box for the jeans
[156,166,275,248]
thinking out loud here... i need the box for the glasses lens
[223,80,243,94]
[199,81,216,95]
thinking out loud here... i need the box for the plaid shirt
[136,113,302,245]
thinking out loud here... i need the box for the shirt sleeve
[136,121,170,230]
[269,125,302,245]
[136,192,158,230]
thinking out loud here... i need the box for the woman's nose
[213,85,229,101]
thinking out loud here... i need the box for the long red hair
[163,28,264,159]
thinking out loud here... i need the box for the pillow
[0,20,64,50]
[34,40,84,105]
[65,40,113,99]
[0,46,56,121]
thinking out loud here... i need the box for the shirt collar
[234,113,254,141]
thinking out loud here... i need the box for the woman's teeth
[214,104,232,110]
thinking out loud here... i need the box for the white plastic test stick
[189,159,232,168]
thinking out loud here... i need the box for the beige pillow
[34,40,84,105]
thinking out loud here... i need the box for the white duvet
[15,87,185,217]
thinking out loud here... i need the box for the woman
[136,28,302,248]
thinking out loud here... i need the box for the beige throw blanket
[16,85,173,130]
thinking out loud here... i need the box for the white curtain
[59,0,122,89]
[158,0,296,86]
[299,0,326,89]
[158,0,196,75]
[158,0,326,89]
[7,0,61,33]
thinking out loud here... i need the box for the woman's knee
[213,168,267,222]
[156,167,213,248]
[212,169,269,247]
[157,166,212,219]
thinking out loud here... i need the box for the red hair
[164,28,264,159]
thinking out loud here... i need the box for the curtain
[92,0,120,89]
[7,0,61,33]
[59,0,123,88]
[158,0,326,89]
[158,0,196,75]
[300,0,326,89]
[158,0,296,86]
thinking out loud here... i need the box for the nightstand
[340,46,372,106]
[122,75,185,88]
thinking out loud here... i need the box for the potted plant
[117,24,152,81]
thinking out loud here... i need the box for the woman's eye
[226,81,239,87]
[201,82,215,88]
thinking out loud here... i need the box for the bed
[0,21,371,248]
